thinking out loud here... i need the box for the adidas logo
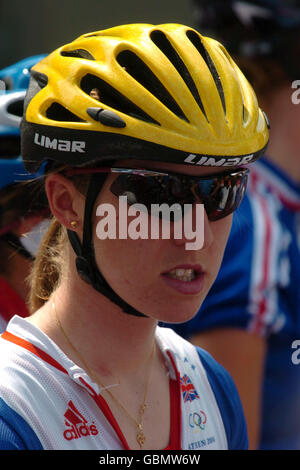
[63,400,98,441]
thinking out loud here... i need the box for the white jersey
[0,316,247,450]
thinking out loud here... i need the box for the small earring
[70,220,78,229]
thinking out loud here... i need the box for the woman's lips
[161,264,206,295]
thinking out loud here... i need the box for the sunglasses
[64,166,249,221]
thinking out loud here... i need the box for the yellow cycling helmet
[21,23,269,172]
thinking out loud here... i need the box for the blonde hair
[28,218,67,313]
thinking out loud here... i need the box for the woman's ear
[45,173,84,231]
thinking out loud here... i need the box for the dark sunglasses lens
[110,174,194,208]
[110,174,162,209]
[203,172,248,221]
[110,170,248,221]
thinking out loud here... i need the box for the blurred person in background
[166,0,300,449]
[0,56,49,332]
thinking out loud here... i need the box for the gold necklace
[52,301,156,448]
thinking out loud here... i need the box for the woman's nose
[171,203,214,251]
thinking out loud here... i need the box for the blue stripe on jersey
[0,398,43,450]
[196,347,248,450]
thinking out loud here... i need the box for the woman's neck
[30,275,158,383]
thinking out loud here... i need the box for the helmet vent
[117,50,188,122]
[31,70,48,89]
[23,71,48,115]
[150,30,208,121]
[7,99,24,118]
[81,74,160,125]
[61,49,95,60]
[46,102,85,122]
[186,30,226,117]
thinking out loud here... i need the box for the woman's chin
[107,282,207,323]
[149,298,204,325]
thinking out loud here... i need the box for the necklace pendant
[137,424,146,448]
[139,403,147,416]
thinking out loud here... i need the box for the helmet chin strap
[67,173,148,318]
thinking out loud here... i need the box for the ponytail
[28,218,67,313]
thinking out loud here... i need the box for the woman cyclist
[0,23,268,450]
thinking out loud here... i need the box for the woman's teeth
[166,268,196,282]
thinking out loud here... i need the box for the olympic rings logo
[189,410,207,433]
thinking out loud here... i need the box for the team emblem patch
[180,374,200,403]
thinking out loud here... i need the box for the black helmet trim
[21,120,267,173]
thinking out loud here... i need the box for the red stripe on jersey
[253,195,272,335]
[1,331,68,374]
[248,172,273,335]
[92,391,130,449]
[165,378,181,450]
[165,351,182,450]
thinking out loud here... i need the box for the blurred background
[0,0,194,68]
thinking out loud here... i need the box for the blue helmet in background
[0,55,49,260]
[0,55,46,191]
[0,55,46,91]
